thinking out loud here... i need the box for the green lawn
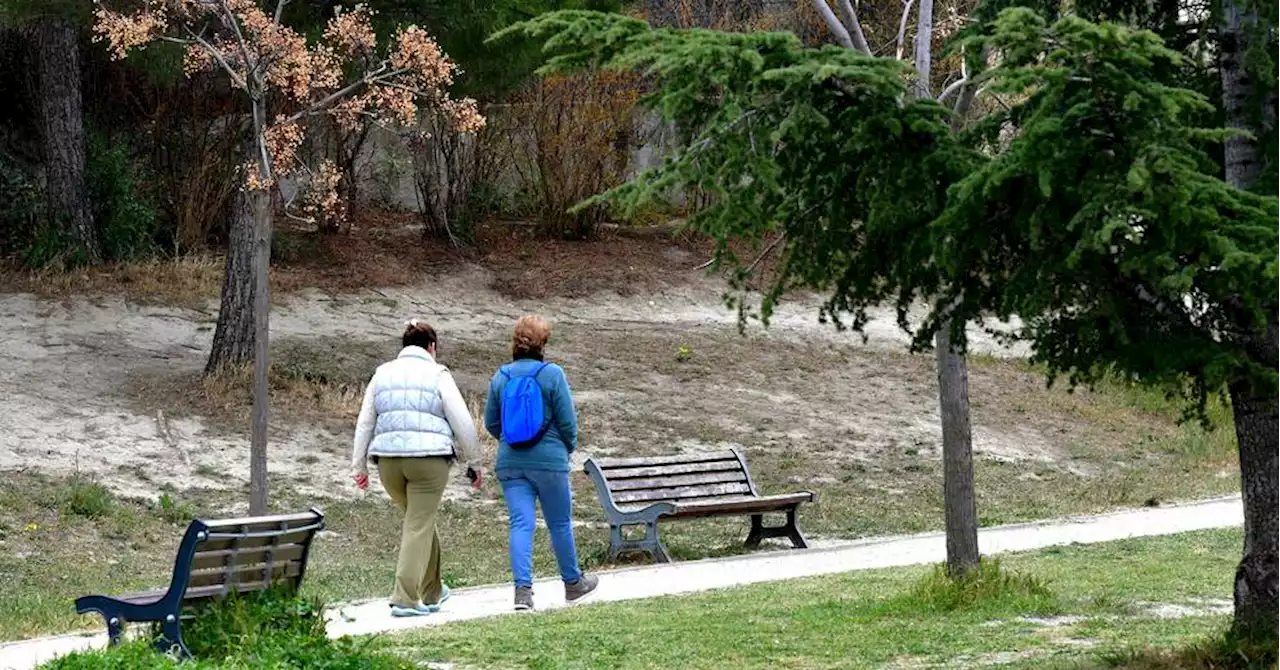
[383,529,1253,670]
[0,332,1244,641]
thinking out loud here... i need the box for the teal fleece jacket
[484,357,578,472]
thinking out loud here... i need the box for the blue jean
[496,468,583,588]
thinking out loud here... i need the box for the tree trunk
[912,0,978,577]
[205,174,259,374]
[203,103,272,514]
[1219,0,1273,191]
[248,174,271,516]
[1220,0,1279,638]
[912,0,935,99]
[34,17,100,265]
[1228,372,1279,639]
[937,322,980,576]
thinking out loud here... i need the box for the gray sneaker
[514,586,534,612]
[564,573,599,603]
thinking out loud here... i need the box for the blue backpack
[499,363,550,448]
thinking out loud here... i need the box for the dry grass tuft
[3,255,224,308]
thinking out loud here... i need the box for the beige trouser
[377,456,451,607]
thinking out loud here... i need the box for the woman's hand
[353,471,369,490]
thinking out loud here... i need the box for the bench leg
[607,521,672,564]
[743,508,809,550]
[155,612,191,659]
[784,507,809,549]
[745,514,767,548]
[103,614,124,646]
[645,521,672,564]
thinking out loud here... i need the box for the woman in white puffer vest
[350,319,483,618]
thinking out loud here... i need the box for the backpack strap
[499,362,550,380]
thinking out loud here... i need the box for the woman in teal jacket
[485,315,599,611]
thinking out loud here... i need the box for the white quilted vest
[367,347,456,459]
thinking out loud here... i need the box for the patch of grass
[55,476,116,520]
[902,558,1059,615]
[1098,625,1278,669]
[39,587,413,669]
[150,493,195,524]
[391,530,1241,670]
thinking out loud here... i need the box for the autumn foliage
[93,0,484,225]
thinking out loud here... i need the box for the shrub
[87,132,160,262]
[0,149,44,259]
[40,588,414,669]
[509,70,643,240]
[151,493,195,525]
[56,475,117,520]
[412,109,500,246]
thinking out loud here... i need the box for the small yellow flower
[24,522,38,532]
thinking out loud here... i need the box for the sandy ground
[0,263,1035,508]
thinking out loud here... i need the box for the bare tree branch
[747,233,787,274]
[274,0,289,24]
[895,0,916,61]
[281,64,404,124]
[810,0,856,51]
[938,76,967,103]
[938,49,968,103]
[214,0,258,85]
[835,0,874,55]
[179,24,247,90]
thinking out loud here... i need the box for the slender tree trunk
[913,0,935,100]
[34,17,101,265]
[937,323,980,576]
[247,97,273,516]
[248,175,271,516]
[1220,0,1279,638]
[912,0,979,576]
[203,99,272,514]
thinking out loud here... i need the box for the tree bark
[1226,307,1278,639]
[911,0,978,577]
[205,170,259,374]
[34,17,101,265]
[913,0,935,99]
[249,171,271,516]
[1219,0,1279,638]
[203,105,272,514]
[1219,0,1275,191]
[937,322,980,576]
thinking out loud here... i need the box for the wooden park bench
[75,509,325,658]
[585,449,815,563]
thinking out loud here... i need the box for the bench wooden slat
[672,492,814,517]
[612,481,752,504]
[608,470,748,492]
[196,528,319,553]
[187,561,303,589]
[190,544,306,572]
[201,512,322,532]
[182,579,296,602]
[594,450,740,469]
[602,460,745,479]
